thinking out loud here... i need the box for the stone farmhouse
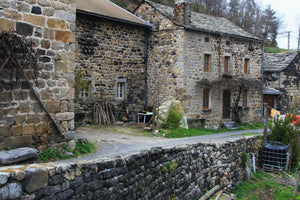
[135,0,263,128]
[0,0,76,150]
[264,51,300,115]
[75,0,151,123]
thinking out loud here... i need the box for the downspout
[144,27,150,110]
[261,41,265,122]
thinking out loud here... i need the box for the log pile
[93,101,115,125]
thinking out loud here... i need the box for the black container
[262,141,289,168]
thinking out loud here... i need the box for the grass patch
[264,47,294,53]
[231,171,299,200]
[162,122,265,138]
[39,139,95,161]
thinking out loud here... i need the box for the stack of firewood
[93,101,115,125]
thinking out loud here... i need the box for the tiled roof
[145,0,259,40]
[77,0,151,27]
[264,51,297,72]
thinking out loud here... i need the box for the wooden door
[223,90,231,119]
[263,95,275,117]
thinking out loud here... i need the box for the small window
[226,41,230,46]
[204,54,210,72]
[203,88,210,109]
[244,58,250,74]
[205,37,209,42]
[224,56,230,73]
[116,78,126,99]
[242,89,248,107]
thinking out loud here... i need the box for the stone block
[0,182,22,199]
[11,170,26,181]
[20,103,31,113]
[0,126,10,138]
[55,30,74,43]
[33,102,43,113]
[59,88,74,100]
[0,92,12,102]
[15,115,26,124]
[16,22,34,36]
[52,41,65,50]
[37,0,52,7]
[55,60,69,72]
[25,0,37,4]
[31,6,42,14]
[23,14,46,27]
[3,9,22,20]
[0,147,38,165]
[4,108,17,116]
[54,10,76,22]
[45,100,61,113]
[0,172,10,185]
[44,28,55,40]
[35,122,48,134]
[23,168,48,193]
[27,114,41,123]
[11,125,22,136]
[41,39,51,49]
[22,124,35,135]
[0,18,15,32]
[55,112,74,121]
[13,90,29,101]
[47,18,68,29]
[42,7,55,16]
[17,2,31,12]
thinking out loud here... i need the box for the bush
[162,106,182,129]
[268,114,300,168]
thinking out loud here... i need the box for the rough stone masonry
[0,0,76,150]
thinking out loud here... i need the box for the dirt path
[53,125,263,165]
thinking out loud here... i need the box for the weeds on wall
[162,106,183,129]
[74,69,90,100]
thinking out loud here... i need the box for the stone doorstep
[0,147,38,165]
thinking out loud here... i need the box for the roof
[264,51,298,72]
[263,87,281,95]
[76,0,151,27]
[145,0,259,41]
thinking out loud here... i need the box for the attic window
[205,37,209,42]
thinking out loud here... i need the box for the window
[242,89,248,107]
[205,37,210,42]
[224,56,230,73]
[203,88,210,109]
[244,58,250,74]
[116,78,126,99]
[204,54,210,72]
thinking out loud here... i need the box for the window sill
[203,109,212,112]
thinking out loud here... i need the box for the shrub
[162,106,182,129]
[268,114,300,168]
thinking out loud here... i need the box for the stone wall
[135,2,263,128]
[264,53,300,114]
[0,0,76,150]
[75,13,148,122]
[0,136,262,200]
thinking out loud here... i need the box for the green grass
[39,140,95,161]
[162,122,265,138]
[231,171,299,200]
[264,47,294,53]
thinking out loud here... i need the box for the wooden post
[263,103,268,144]
[294,168,300,195]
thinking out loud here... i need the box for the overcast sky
[257,0,300,49]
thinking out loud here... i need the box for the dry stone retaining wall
[0,0,76,150]
[0,136,262,200]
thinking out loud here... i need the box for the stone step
[0,147,38,165]
[222,121,238,129]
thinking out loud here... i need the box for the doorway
[223,90,231,119]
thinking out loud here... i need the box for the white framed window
[116,78,126,99]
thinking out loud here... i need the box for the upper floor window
[203,88,210,109]
[242,89,248,107]
[204,54,210,72]
[224,56,230,74]
[117,78,126,99]
[244,58,250,74]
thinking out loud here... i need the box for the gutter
[184,26,262,43]
[144,28,151,110]
[261,41,265,122]
[77,9,152,29]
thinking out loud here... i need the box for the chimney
[173,0,191,25]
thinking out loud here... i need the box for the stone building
[264,51,300,114]
[75,0,151,122]
[0,0,76,150]
[135,0,263,128]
